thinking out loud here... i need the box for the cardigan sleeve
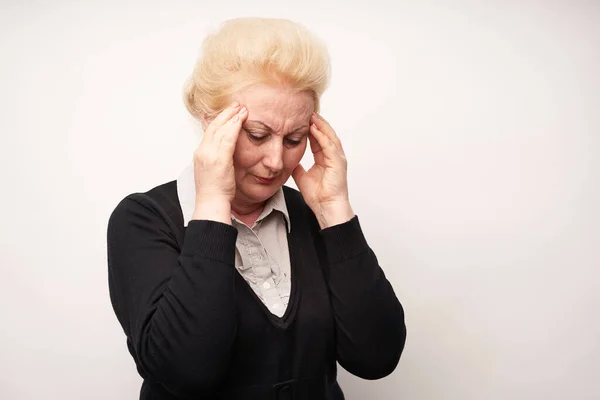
[107,194,238,398]
[318,215,407,380]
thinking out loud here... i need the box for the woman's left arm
[292,113,407,379]
[319,214,406,379]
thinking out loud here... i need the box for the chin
[240,183,281,204]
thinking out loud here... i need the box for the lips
[254,175,276,184]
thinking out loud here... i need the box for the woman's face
[230,84,314,207]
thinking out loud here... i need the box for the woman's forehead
[236,85,313,111]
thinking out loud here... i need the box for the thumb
[292,163,306,187]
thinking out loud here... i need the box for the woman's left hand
[292,113,355,229]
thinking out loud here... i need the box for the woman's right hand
[191,102,247,224]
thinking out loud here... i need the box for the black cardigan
[107,180,406,400]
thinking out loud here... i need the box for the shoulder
[108,180,184,230]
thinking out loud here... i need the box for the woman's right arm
[107,194,238,398]
[107,102,248,398]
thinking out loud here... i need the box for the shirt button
[262,281,271,290]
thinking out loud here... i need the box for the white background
[1,1,599,399]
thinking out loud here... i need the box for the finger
[308,132,325,165]
[311,113,343,150]
[311,125,347,167]
[219,106,247,147]
[310,123,337,153]
[308,128,323,154]
[205,101,242,136]
[291,163,306,186]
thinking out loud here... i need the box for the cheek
[283,143,307,169]
[233,140,260,170]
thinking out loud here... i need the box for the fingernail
[239,107,247,114]
[233,115,239,122]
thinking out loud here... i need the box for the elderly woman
[107,17,406,400]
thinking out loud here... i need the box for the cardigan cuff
[182,220,238,265]
[319,215,369,265]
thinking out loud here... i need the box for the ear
[199,113,211,131]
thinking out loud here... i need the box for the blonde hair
[184,17,331,120]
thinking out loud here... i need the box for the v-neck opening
[238,227,300,329]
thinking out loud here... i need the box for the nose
[262,139,284,173]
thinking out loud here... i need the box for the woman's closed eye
[284,137,303,147]
[246,130,268,143]
[245,130,305,147]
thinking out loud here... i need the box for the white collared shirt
[177,164,292,317]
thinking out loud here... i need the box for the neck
[231,196,265,219]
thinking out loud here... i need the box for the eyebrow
[244,120,309,135]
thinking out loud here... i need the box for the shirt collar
[176,163,291,232]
